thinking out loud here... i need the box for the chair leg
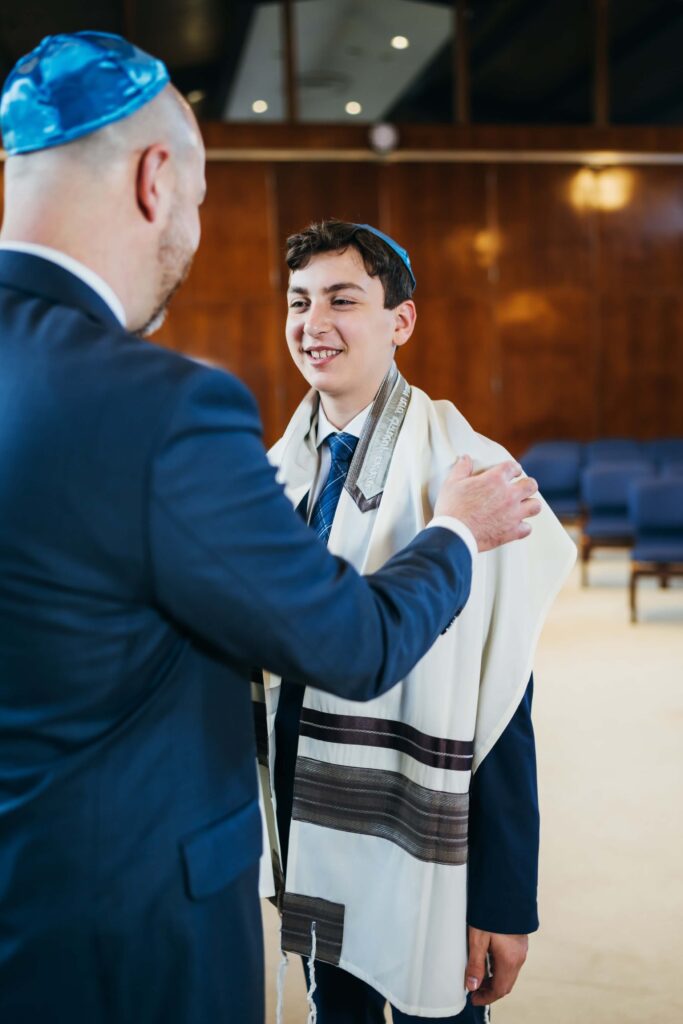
[660,574,669,589]
[629,569,638,623]
[580,535,591,587]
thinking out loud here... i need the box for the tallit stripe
[292,757,469,866]
[252,702,268,768]
[300,707,473,771]
[345,364,412,511]
[281,892,345,965]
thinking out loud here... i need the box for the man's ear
[136,143,172,223]
[392,300,417,348]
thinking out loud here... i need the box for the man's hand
[465,926,528,1007]
[434,455,541,552]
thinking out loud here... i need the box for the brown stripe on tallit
[299,707,474,771]
[252,701,268,768]
[292,758,469,866]
[281,892,345,965]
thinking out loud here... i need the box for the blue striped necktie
[309,432,358,543]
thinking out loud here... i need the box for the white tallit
[255,365,576,1017]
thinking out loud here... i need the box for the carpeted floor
[262,544,683,1023]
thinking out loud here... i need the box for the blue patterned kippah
[1,31,170,156]
[354,223,416,289]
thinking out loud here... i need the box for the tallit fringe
[483,953,492,1023]
[305,921,318,1023]
[275,948,289,1024]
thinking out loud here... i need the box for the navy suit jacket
[0,252,474,1024]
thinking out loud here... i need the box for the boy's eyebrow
[287,282,367,296]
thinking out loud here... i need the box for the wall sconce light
[569,166,635,211]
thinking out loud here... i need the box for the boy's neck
[318,369,392,430]
[319,394,368,431]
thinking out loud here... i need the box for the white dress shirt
[310,400,478,562]
[0,241,126,327]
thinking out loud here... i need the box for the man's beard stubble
[138,216,195,337]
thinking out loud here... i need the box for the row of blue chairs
[521,438,683,519]
[520,440,683,622]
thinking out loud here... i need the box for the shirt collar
[317,401,373,448]
[0,242,126,327]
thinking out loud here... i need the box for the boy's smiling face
[286,247,415,423]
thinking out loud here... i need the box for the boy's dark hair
[285,219,414,309]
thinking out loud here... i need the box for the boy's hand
[435,455,541,552]
[465,926,529,1006]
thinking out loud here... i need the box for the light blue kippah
[0,31,170,156]
[354,223,416,289]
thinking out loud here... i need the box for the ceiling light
[252,99,269,114]
[186,90,206,105]
[391,35,410,50]
[345,101,362,116]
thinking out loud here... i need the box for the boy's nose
[304,317,332,337]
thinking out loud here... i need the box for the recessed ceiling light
[345,101,362,116]
[391,35,410,50]
[186,89,206,105]
[252,99,269,114]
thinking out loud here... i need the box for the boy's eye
[289,299,307,309]
[333,298,355,306]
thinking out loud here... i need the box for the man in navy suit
[0,33,540,1024]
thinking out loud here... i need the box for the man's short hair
[285,219,415,309]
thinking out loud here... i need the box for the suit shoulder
[155,355,262,436]
[91,327,260,427]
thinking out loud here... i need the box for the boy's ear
[392,300,417,348]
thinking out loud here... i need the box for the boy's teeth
[310,349,337,360]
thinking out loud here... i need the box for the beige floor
[262,546,683,1023]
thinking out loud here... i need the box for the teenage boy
[256,221,575,1023]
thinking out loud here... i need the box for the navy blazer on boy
[0,250,475,1024]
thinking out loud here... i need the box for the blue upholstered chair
[645,438,683,468]
[629,478,683,622]
[585,439,643,463]
[520,443,583,521]
[580,460,654,585]
[661,460,683,478]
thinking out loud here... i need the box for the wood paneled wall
[157,157,683,451]
[2,142,682,452]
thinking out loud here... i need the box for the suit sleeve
[466,676,540,934]
[147,369,473,701]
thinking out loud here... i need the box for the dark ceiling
[1,0,682,125]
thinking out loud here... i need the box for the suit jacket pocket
[181,797,263,901]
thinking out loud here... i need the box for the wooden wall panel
[384,164,498,437]
[597,167,683,293]
[599,296,683,439]
[1,152,682,451]
[496,165,596,289]
[497,288,599,449]
[384,164,492,297]
[597,166,683,439]
[176,162,276,303]
[495,164,599,450]
[158,300,285,443]
[154,162,286,443]
[396,296,498,439]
